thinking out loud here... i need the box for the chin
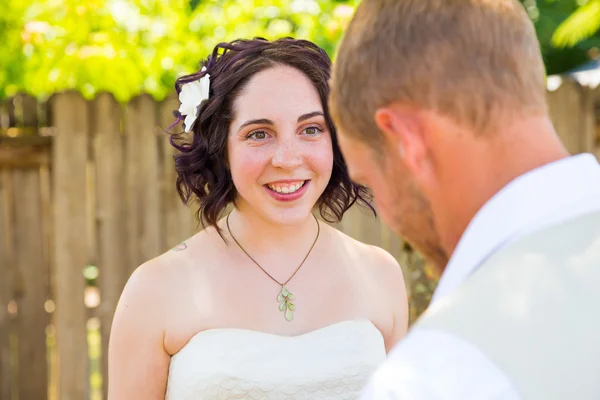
[262,205,316,226]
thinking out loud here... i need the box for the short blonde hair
[330,0,547,144]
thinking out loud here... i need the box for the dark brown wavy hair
[171,37,374,234]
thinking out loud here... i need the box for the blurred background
[1,0,600,399]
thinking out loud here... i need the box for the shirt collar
[431,153,600,304]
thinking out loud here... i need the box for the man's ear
[374,105,427,177]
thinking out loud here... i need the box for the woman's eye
[248,130,268,140]
[303,126,322,136]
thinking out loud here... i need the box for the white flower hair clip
[178,67,210,132]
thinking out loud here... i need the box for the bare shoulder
[327,224,404,279]
[126,239,195,298]
[115,254,179,329]
[109,237,205,398]
[327,224,409,347]
[115,230,211,324]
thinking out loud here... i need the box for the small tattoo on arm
[172,242,188,252]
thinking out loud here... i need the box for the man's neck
[435,115,570,257]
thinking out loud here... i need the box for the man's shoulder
[384,327,500,373]
[360,327,518,400]
[501,207,600,263]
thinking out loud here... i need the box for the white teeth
[267,181,305,194]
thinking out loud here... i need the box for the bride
[108,37,408,399]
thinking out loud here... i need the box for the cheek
[373,183,407,233]
[305,140,334,178]
[227,145,268,188]
[370,175,392,208]
[363,165,397,211]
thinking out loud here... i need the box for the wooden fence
[0,77,599,400]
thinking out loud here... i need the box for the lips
[264,180,310,202]
[266,180,307,194]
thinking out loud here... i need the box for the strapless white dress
[165,319,386,399]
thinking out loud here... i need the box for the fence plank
[159,95,178,249]
[340,204,363,241]
[0,98,16,130]
[0,170,14,400]
[579,87,596,154]
[125,95,162,273]
[40,162,57,400]
[12,168,49,399]
[159,95,196,249]
[92,93,126,399]
[356,207,382,247]
[14,94,39,128]
[547,79,587,154]
[592,87,600,160]
[51,92,89,400]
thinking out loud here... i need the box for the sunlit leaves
[522,0,597,75]
[0,0,360,101]
[552,0,600,47]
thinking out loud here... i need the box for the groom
[330,0,600,399]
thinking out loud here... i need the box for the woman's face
[227,65,334,226]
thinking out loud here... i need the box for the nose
[271,136,302,169]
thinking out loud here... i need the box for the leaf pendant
[277,285,295,322]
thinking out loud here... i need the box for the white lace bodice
[165,319,386,399]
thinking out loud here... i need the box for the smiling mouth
[265,180,307,194]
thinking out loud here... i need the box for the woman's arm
[369,246,409,352]
[108,261,171,400]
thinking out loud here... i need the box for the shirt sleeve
[359,328,521,400]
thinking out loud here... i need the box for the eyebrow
[237,111,324,133]
[237,118,274,132]
[297,111,324,123]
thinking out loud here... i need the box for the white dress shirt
[361,154,600,400]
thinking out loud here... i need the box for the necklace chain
[225,212,320,286]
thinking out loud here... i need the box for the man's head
[330,0,554,271]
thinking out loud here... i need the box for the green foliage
[0,0,359,102]
[552,0,600,48]
[523,0,594,75]
[0,1,29,98]
[5,0,600,102]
